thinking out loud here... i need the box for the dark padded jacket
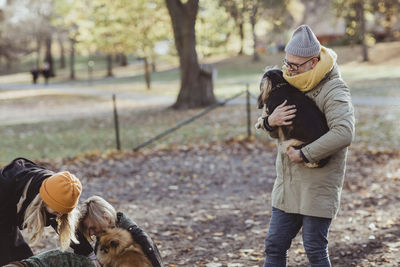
[116,212,164,267]
[0,158,92,265]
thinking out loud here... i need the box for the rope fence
[112,84,257,152]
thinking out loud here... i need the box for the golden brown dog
[97,228,152,267]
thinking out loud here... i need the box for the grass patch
[0,104,254,164]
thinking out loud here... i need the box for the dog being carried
[256,68,330,168]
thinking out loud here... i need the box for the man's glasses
[283,57,320,71]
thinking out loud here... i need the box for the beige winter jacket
[269,64,355,219]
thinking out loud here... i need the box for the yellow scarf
[283,46,336,92]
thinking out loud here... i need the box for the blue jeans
[264,207,332,267]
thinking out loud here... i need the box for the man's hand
[287,147,303,163]
[268,100,296,127]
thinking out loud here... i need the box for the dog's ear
[257,94,264,109]
[110,240,119,248]
[258,77,271,109]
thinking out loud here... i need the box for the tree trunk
[59,37,66,69]
[357,0,368,62]
[250,4,260,62]
[36,37,41,70]
[238,0,245,55]
[120,53,128,66]
[106,54,113,77]
[143,57,151,90]
[238,21,244,55]
[165,0,216,109]
[384,5,393,41]
[44,35,55,77]
[69,38,75,80]
[151,54,157,72]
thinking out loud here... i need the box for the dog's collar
[271,82,286,91]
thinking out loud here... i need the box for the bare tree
[69,37,75,80]
[57,31,67,69]
[356,0,369,61]
[44,33,56,76]
[219,0,245,55]
[0,0,43,69]
[106,54,113,77]
[165,0,216,109]
[334,0,369,61]
[249,1,259,61]
[371,0,400,41]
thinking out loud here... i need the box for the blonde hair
[79,195,117,241]
[23,194,80,251]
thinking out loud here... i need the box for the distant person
[257,25,355,266]
[41,62,51,85]
[78,195,164,267]
[0,158,91,266]
[30,68,40,84]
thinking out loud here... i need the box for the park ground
[1,43,400,266]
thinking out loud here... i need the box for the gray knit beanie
[285,25,321,57]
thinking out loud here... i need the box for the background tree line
[0,0,399,108]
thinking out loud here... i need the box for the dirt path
[0,85,175,124]
[27,140,400,267]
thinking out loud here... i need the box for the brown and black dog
[257,68,330,168]
[97,228,152,267]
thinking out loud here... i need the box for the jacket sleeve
[263,116,279,139]
[302,81,355,162]
[118,212,163,267]
[48,219,94,256]
[70,230,94,256]
[127,225,164,267]
[0,165,17,265]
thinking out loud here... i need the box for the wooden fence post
[112,94,121,150]
[246,84,251,138]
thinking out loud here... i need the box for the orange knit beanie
[39,171,82,214]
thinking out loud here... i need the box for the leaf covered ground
[3,43,400,266]
[27,137,400,267]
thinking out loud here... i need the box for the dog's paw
[255,117,265,130]
[304,162,320,168]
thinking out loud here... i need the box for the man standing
[258,25,355,266]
